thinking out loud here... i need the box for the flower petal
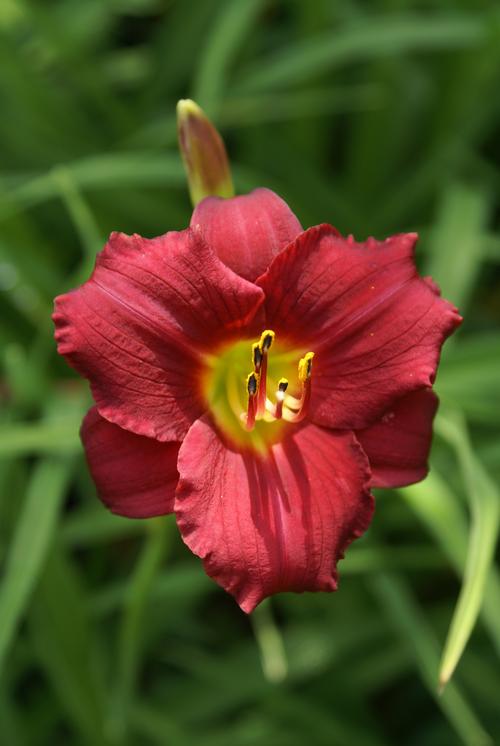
[190,187,302,281]
[175,416,374,613]
[81,407,180,518]
[356,388,439,488]
[54,229,264,441]
[258,225,461,430]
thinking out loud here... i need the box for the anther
[285,352,315,423]
[298,351,314,383]
[247,372,258,397]
[278,378,289,393]
[256,329,275,417]
[259,329,275,352]
[274,378,288,420]
[245,372,258,430]
[242,334,314,430]
[252,343,263,373]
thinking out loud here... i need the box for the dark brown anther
[247,372,258,397]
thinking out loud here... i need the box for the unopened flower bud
[177,99,234,206]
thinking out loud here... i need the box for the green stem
[250,599,288,684]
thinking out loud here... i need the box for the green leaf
[0,152,186,221]
[398,471,500,662]
[0,457,73,676]
[238,15,487,92]
[0,420,82,457]
[373,573,492,746]
[51,165,103,264]
[438,333,500,422]
[192,0,266,108]
[425,182,491,312]
[434,411,500,688]
[29,544,108,745]
[107,517,172,743]
[0,680,25,746]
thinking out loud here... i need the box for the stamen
[256,329,275,417]
[298,351,314,383]
[259,329,275,352]
[252,343,263,373]
[242,335,314,430]
[247,371,258,396]
[273,378,288,420]
[245,372,259,430]
[284,352,314,423]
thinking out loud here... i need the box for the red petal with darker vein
[356,389,439,488]
[190,188,302,281]
[54,229,264,442]
[175,416,374,613]
[81,407,180,518]
[258,225,461,430]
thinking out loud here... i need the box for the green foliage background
[1,1,500,744]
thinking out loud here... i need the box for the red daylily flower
[53,187,461,612]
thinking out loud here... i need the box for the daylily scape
[53,109,461,613]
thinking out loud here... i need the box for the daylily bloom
[53,188,461,612]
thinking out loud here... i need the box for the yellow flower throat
[202,330,315,453]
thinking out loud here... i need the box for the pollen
[298,352,314,383]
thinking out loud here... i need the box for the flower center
[202,330,314,453]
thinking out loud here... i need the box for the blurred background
[1,1,499,744]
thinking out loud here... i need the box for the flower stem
[250,599,288,684]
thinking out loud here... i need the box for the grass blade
[434,411,500,688]
[107,517,172,742]
[0,419,82,457]
[29,544,108,745]
[373,573,492,746]
[192,0,266,108]
[0,152,185,221]
[238,14,487,91]
[398,471,500,660]
[425,183,490,312]
[0,456,73,675]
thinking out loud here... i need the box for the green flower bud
[177,99,234,206]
